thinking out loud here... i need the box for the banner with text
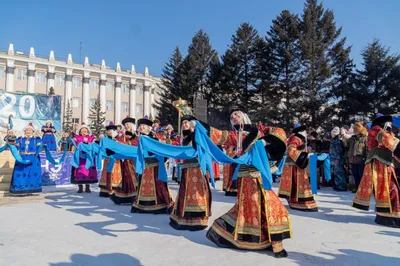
[41,152,73,186]
[0,90,62,131]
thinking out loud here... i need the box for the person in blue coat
[41,121,57,151]
[9,122,43,195]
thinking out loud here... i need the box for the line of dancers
[8,106,400,259]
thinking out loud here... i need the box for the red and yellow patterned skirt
[131,163,174,214]
[99,159,123,197]
[222,164,237,196]
[353,160,400,227]
[278,164,318,211]
[170,163,212,230]
[207,168,292,253]
[111,159,139,204]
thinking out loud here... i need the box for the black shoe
[85,185,91,193]
[274,249,288,258]
[109,194,121,205]
[77,185,83,193]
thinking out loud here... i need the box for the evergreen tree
[62,99,73,133]
[329,38,357,124]
[220,23,260,116]
[88,93,106,138]
[299,0,346,127]
[266,10,302,129]
[205,53,226,127]
[252,37,275,124]
[180,29,217,105]
[356,39,400,117]
[154,47,184,128]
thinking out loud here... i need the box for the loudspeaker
[194,99,207,122]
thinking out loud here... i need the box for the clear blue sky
[1,0,399,76]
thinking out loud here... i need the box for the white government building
[0,43,162,126]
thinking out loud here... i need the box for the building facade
[0,44,162,126]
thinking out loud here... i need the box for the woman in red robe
[131,118,174,214]
[203,105,292,258]
[99,122,124,197]
[203,106,254,196]
[352,115,400,227]
[278,125,318,212]
[170,115,212,231]
[110,117,139,205]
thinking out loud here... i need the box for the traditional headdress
[122,116,136,126]
[371,113,392,127]
[137,118,153,127]
[106,121,118,131]
[23,122,35,132]
[77,122,92,135]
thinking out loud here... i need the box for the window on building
[16,69,26,80]
[122,102,128,112]
[90,79,99,90]
[107,81,113,92]
[136,103,143,114]
[90,98,96,107]
[56,74,65,86]
[0,66,4,78]
[73,77,81,88]
[107,100,113,111]
[72,118,80,124]
[122,83,129,94]
[137,86,143,96]
[72,97,80,108]
[36,72,45,83]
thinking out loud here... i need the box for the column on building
[114,76,122,124]
[47,66,55,91]
[129,78,136,119]
[150,85,155,119]
[27,63,36,93]
[64,68,73,113]
[143,80,151,118]
[99,74,107,125]
[5,59,15,92]
[82,71,90,124]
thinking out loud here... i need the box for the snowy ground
[0,181,399,266]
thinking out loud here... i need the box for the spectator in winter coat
[330,127,348,191]
[346,122,368,192]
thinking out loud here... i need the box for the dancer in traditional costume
[110,117,140,205]
[212,162,220,181]
[206,122,291,258]
[352,115,400,228]
[99,122,123,197]
[278,125,318,212]
[204,105,253,196]
[170,115,212,230]
[9,123,43,195]
[71,123,97,193]
[131,117,174,214]
[41,121,57,151]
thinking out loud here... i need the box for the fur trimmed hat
[23,122,35,132]
[77,122,92,135]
